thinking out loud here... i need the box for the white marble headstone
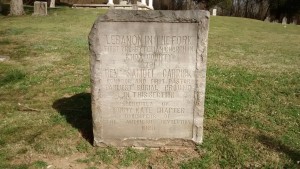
[212,9,217,16]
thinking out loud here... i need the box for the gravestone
[282,17,287,25]
[119,1,127,5]
[107,0,113,5]
[212,9,217,16]
[89,10,210,148]
[33,1,47,16]
[264,16,270,22]
[292,19,297,25]
[49,0,55,8]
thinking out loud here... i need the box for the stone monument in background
[89,10,210,148]
[49,0,55,8]
[282,17,287,25]
[33,1,47,16]
[212,9,217,16]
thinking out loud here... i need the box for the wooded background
[6,0,300,24]
[155,0,300,24]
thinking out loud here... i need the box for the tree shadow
[0,4,34,16]
[0,4,10,16]
[258,134,300,164]
[52,93,93,144]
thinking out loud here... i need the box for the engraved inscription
[97,22,197,139]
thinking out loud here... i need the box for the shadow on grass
[52,93,93,144]
[258,135,300,164]
[0,4,38,16]
[0,4,10,16]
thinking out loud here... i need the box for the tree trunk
[263,4,270,20]
[236,0,241,16]
[230,0,235,16]
[10,0,24,15]
[245,0,249,17]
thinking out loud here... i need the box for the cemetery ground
[0,7,299,168]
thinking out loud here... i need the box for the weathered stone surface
[89,10,210,148]
[33,1,47,16]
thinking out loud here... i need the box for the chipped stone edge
[89,10,210,148]
[193,12,210,144]
[96,10,210,23]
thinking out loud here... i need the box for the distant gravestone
[282,17,287,25]
[33,1,47,16]
[119,1,127,5]
[292,19,297,25]
[89,10,210,148]
[212,9,217,16]
[107,0,113,5]
[264,16,270,22]
[50,0,55,8]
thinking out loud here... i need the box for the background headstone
[264,16,270,22]
[212,9,217,16]
[89,10,210,148]
[292,19,297,25]
[107,0,113,5]
[33,1,47,16]
[119,1,127,5]
[282,17,287,25]
[49,0,55,8]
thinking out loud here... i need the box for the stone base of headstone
[33,1,47,16]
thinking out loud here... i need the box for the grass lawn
[0,6,300,169]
